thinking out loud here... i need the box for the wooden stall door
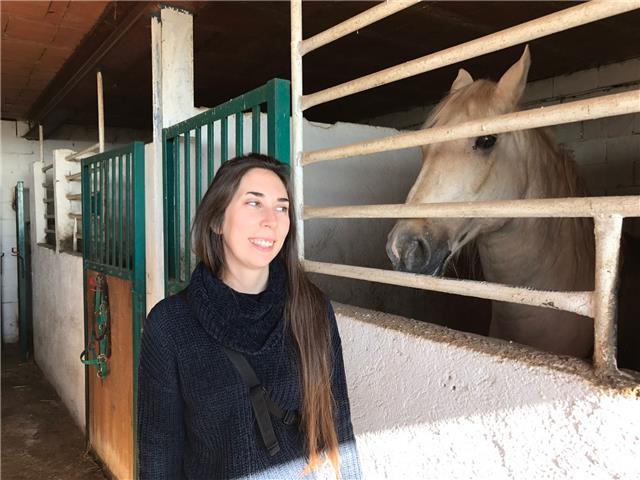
[86,270,134,479]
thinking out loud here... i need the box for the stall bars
[290,0,640,378]
[162,78,290,295]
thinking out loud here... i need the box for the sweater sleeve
[327,301,363,480]
[137,303,185,479]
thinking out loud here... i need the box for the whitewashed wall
[335,303,640,480]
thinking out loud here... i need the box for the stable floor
[1,343,106,480]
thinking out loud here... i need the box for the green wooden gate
[163,78,290,295]
[81,142,146,479]
[14,180,32,361]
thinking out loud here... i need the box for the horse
[386,46,607,360]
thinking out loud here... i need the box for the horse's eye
[473,135,497,151]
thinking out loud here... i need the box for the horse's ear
[497,45,531,104]
[450,68,474,92]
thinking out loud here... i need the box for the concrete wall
[335,303,640,479]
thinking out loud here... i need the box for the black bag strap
[221,346,299,456]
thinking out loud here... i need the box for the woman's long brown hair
[191,154,340,476]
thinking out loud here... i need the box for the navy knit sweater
[137,259,362,479]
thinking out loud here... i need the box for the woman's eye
[247,201,260,207]
[473,135,497,151]
[276,206,288,213]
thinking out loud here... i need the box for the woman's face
[220,168,290,276]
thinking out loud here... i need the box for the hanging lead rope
[80,274,111,378]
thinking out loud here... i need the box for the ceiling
[1,1,639,140]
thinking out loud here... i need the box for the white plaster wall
[334,302,640,480]
[31,246,85,430]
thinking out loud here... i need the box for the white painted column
[148,7,200,313]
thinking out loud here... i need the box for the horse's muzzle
[386,228,450,276]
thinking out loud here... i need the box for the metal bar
[45,228,55,234]
[302,0,640,110]
[126,153,132,271]
[195,127,202,204]
[301,0,420,55]
[207,123,214,183]
[66,172,81,181]
[184,131,191,277]
[102,157,107,264]
[235,112,244,156]
[82,162,90,263]
[68,212,82,219]
[304,90,640,165]
[119,155,124,269]
[304,196,640,220]
[97,71,105,153]
[305,260,593,317]
[66,143,100,162]
[164,133,175,281]
[66,193,82,201]
[84,261,134,281]
[593,215,624,377]
[111,156,116,266]
[42,183,52,189]
[221,117,228,162]
[45,214,55,219]
[43,198,54,204]
[92,162,97,261]
[252,106,261,153]
[174,138,181,281]
[42,164,53,172]
[267,79,291,164]
[291,0,305,263]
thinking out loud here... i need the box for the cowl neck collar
[187,259,287,354]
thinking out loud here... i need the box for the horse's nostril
[404,237,430,271]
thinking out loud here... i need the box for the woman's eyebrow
[245,191,289,202]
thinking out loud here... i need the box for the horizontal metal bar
[301,0,420,55]
[68,212,82,219]
[43,198,54,203]
[41,164,53,172]
[45,214,55,219]
[303,90,640,164]
[304,260,594,317]
[66,193,81,201]
[45,228,55,234]
[42,183,53,189]
[81,143,137,166]
[66,143,100,161]
[84,260,133,279]
[302,0,640,110]
[65,172,81,181]
[305,196,640,220]
[164,79,287,138]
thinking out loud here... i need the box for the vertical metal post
[206,123,214,182]
[195,127,202,204]
[97,71,105,153]
[221,117,229,162]
[184,131,191,277]
[291,0,305,262]
[252,106,261,153]
[235,112,244,156]
[593,214,623,377]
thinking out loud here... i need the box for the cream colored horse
[386,47,597,358]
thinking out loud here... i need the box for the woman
[137,154,362,479]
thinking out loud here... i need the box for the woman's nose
[260,208,277,228]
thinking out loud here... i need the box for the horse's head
[387,46,532,275]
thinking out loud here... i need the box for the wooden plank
[87,271,134,480]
